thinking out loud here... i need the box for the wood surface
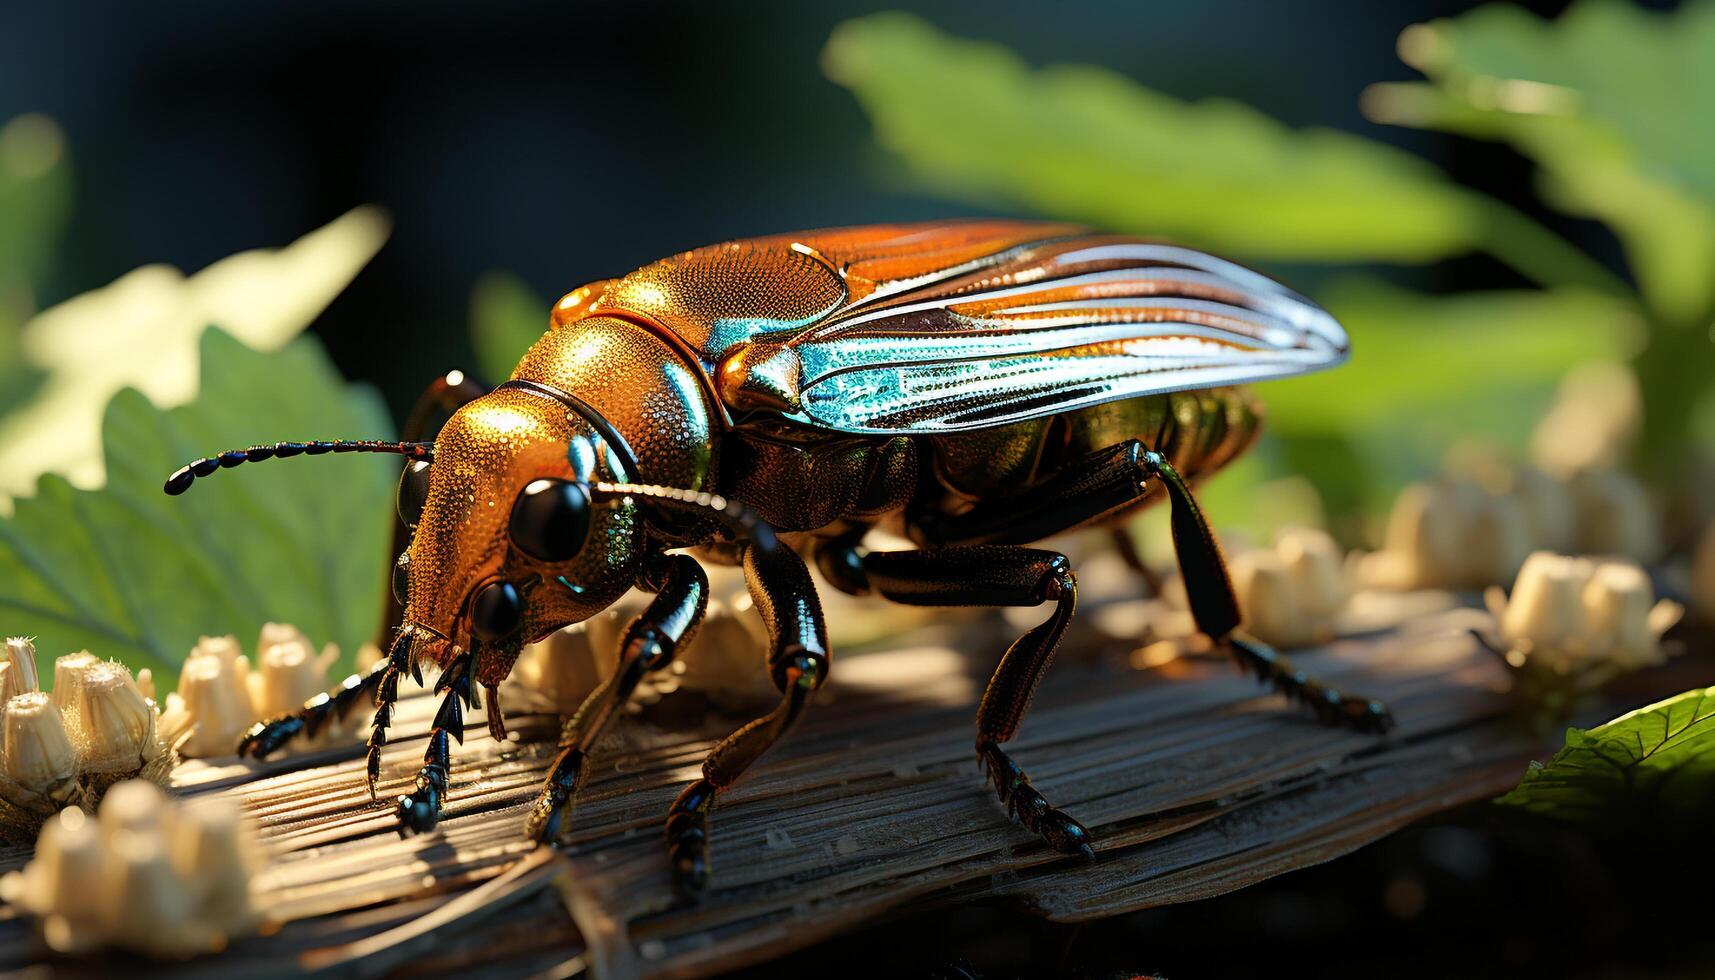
[0,591,1594,978]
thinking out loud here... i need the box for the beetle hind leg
[911,439,1393,734]
[1139,449,1394,733]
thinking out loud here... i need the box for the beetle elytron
[164,221,1392,894]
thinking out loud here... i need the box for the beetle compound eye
[397,459,432,528]
[392,550,410,606]
[470,580,522,641]
[509,478,592,563]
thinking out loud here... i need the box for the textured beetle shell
[405,221,1337,661]
[544,220,1333,536]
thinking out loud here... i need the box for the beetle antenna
[163,440,435,496]
[590,482,778,554]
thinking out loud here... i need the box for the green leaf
[1368,0,1715,325]
[469,271,548,385]
[823,12,1620,292]
[1497,685,1715,828]
[1260,276,1638,506]
[1270,276,1637,434]
[0,114,73,418]
[0,328,395,687]
[0,207,390,506]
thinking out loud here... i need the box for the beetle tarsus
[525,746,586,845]
[391,655,473,836]
[664,777,714,895]
[364,632,415,800]
[1226,635,1395,733]
[979,742,1094,861]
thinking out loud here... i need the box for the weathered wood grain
[0,594,1590,978]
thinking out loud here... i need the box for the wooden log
[0,594,1636,977]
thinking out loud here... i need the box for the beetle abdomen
[913,385,1262,533]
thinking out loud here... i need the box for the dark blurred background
[0,0,1609,417]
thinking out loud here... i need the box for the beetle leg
[525,554,709,845]
[664,539,829,897]
[910,439,1393,733]
[852,545,1093,860]
[235,655,392,759]
[1139,450,1394,734]
[396,650,479,836]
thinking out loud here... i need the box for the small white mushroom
[0,808,103,951]
[49,652,99,742]
[37,808,102,920]
[1276,528,1347,622]
[164,654,254,758]
[1485,550,1681,680]
[3,637,40,700]
[674,587,777,706]
[1230,528,1351,649]
[74,664,158,774]
[4,693,77,798]
[1496,553,1586,662]
[100,832,214,955]
[248,631,323,720]
[509,622,616,716]
[98,779,167,846]
[171,797,258,932]
[1,780,264,957]
[1570,470,1662,564]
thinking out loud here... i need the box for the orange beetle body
[169,221,1382,892]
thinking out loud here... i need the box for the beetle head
[398,386,641,682]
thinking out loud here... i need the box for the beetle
[163,220,1391,894]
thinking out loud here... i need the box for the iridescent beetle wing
[582,221,1348,435]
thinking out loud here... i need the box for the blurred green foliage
[469,271,549,386]
[1370,0,1715,324]
[823,11,1621,289]
[825,5,1714,527]
[0,329,395,685]
[0,114,72,418]
[1274,278,1636,477]
[1366,0,1715,476]
[1497,685,1715,829]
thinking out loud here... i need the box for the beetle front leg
[525,554,709,844]
[664,539,829,896]
[397,649,478,835]
[1141,450,1393,733]
[236,655,391,759]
